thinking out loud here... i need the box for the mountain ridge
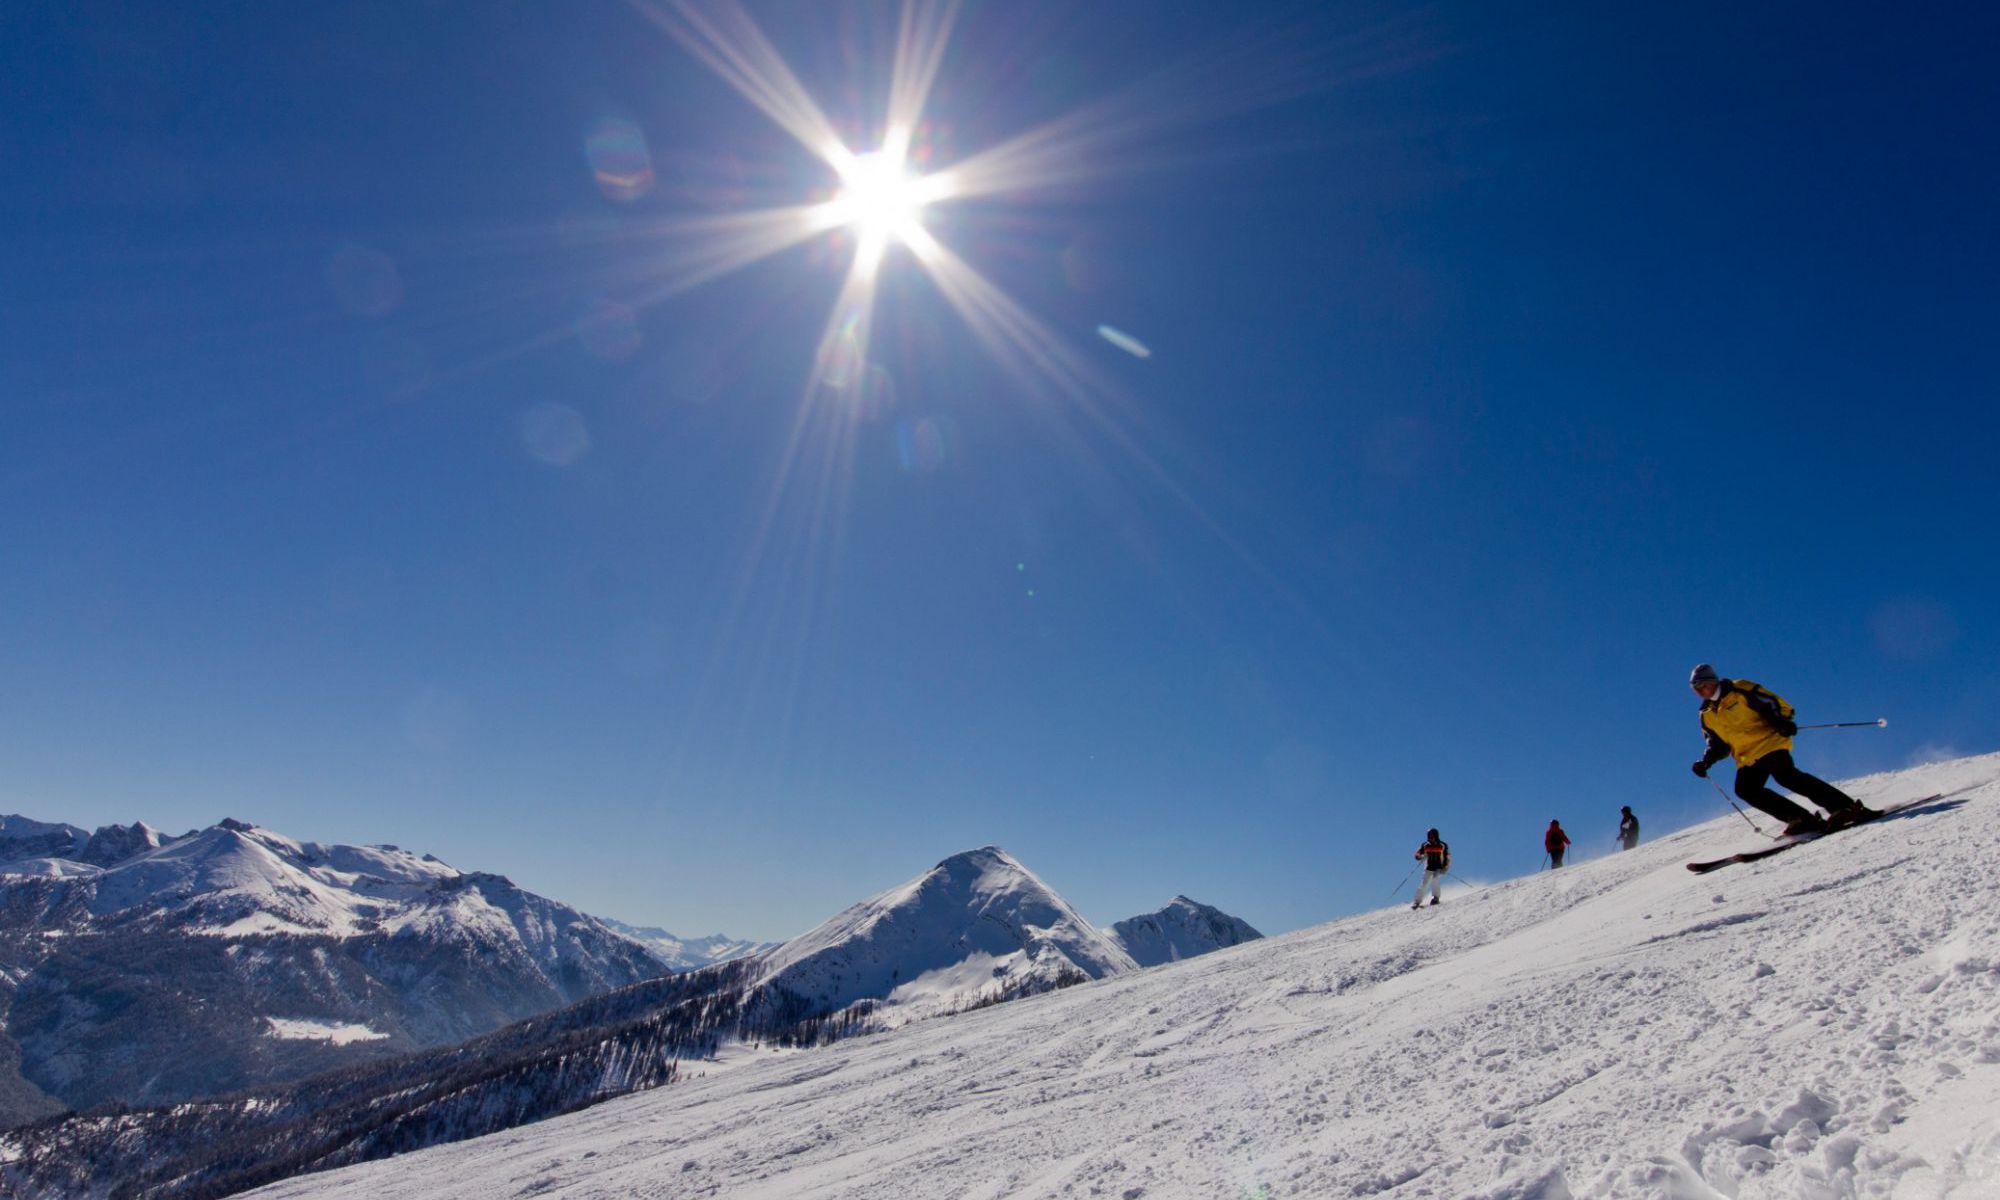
[0,814,758,1123]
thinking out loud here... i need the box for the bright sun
[826,148,946,264]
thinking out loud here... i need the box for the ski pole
[1798,718,1888,731]
[1708,776,1777,838]
[1387,865,1418,898]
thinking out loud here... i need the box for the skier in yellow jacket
[1689,663,1874,835]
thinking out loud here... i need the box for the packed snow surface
[253,753,2000,1199]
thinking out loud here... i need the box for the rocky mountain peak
[0,815,89,863]
[1108,896,1263,968]
[77,821,167,868]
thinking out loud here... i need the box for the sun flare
[823,147,947,269]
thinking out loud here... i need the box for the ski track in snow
[252,754,2000,1199]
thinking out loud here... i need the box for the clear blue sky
[4,1,1995,940]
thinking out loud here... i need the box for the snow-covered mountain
[751,845,1137,1025]
[0,843,1174,1193]
[75,819,168,867]
[1108,894,1263,966]
[598,918,773,971]
[0,815,739,1123]
[0,816,89,865]
[134,750,1998,1200]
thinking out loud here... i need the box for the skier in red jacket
[1545,820,1571,868]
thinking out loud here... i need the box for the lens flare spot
[1096,325,1152,359]
[576,298,643,361]
[896,416,950,473]
[520,402,591,466]
[585,117,655,202]
[815,310,867,390]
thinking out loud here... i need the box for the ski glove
[1691,759,1710,778]
[1771,717,1798,737]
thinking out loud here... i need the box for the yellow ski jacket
[1699,679,1796,767]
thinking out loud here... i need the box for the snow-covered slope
[753,845,1138,1024]
[245,751,2000,1200]
[1109,894,1263,967]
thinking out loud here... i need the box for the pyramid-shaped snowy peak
[755,845,1137,1020]
[1109,895,1264,967]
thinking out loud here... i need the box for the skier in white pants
[1412,829,1449,908]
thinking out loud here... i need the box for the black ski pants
[1734,750,1859,823]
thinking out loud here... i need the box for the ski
[1685,794,1943,874]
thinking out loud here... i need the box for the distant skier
[1618,806,1640,850]
[1544,820,1570,868]
[1412,829,1449,909]
[1688,663,1875,836]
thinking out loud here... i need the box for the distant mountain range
[1,842,1260,1198]
[0,814,762,1126]
[596,919,774,971]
